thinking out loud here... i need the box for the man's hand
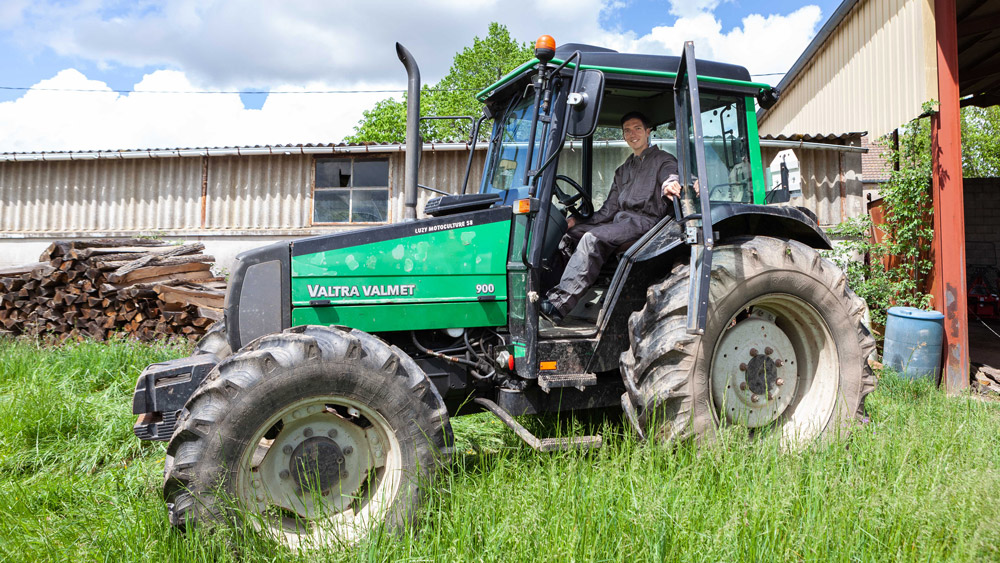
[662,179,682,200]
[566,216,577,229]
[661,179,700,199]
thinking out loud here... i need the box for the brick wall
[964,178,1000,266]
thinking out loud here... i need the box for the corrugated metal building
[0,143,487,268]
[757,0,938,139]
[0,137,865,269]
[760,134,866,228]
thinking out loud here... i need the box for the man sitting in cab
[541,111,683,325]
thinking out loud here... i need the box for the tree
[346,97,408,144]
[345,23,532,144]
[961,105,1000,177]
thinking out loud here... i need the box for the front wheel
[621,236,876,446]
[193,319,231,361]
[163,325,452,548]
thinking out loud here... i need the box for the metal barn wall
[762,142,865,227]
[406,149,487,217]
[206,154,312,231]
[758,0,938,139]
[0,149,487,236]
[0,157,203,233]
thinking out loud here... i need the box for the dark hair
[620,111,652,129]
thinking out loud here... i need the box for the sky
[0,0,843,153]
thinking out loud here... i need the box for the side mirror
[566,69,605,138]
[757,87,780,110]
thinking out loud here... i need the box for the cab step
[473,398,602,452]
[538,373,597,392]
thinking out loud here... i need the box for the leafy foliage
[346,97,408,145]
[829,102,1000,334]
[828,107,935,332]
[345,23,532,144]
[961,105,1000,177]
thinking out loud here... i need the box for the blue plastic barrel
[883,306,945,381]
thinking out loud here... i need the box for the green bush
[828,107,935,333]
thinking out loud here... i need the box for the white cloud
[15,0,612,89]
[0,69,390,151]
[0,2,825,151]
[668,0,729,18]
[0,0,30,30]
[609,6,823,80]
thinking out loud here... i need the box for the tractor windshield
[482,96,551,197]
[677,92,753,214]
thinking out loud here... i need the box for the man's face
[622,117,651,153]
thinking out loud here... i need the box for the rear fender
[710,203,832,250]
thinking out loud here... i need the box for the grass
[1,336,999,562]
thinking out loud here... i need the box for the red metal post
[932,0,969,392]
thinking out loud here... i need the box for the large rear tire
[163,325,452,548]
[621,236,876,446]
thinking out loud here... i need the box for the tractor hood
[288,207,512,332]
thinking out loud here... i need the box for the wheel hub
[290,437,348,494]
[745,354,777,395]
[712,310,799,428]
[247,403,382,520]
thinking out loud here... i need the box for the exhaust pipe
[396,43,421,221]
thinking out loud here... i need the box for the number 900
[475,283,495,294]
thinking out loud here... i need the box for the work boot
[539,299,565,326]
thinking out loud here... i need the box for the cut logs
[0,239,226,342]
[972,364,1000,397]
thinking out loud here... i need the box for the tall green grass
[1,336,998,562]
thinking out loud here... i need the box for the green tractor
[132,38,875,547]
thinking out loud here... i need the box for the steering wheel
[553,174,594,220]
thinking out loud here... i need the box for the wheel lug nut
[303,427,314,438]
[282,445,293,455]
[776,378,784,386]
[751,394,759,403]
[342,470,349,478]
[327,429,338,439]
[765,347,773,356]
[739,382,748,391]
[767,393,774,400]
[344,446,353,455]
[775,359,784,367]
[279,469,290,479]
[739,363,747,372]
[750,348,759,357]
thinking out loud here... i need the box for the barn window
[313,158,389,224]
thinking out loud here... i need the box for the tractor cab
[465,38,795,384]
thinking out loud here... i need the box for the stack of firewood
[973,364,1000,397]
[0,238,226,342]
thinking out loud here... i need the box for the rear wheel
[621,236,876,445]
[163,325,452,548]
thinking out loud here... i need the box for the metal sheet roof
[0,142,482,163]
